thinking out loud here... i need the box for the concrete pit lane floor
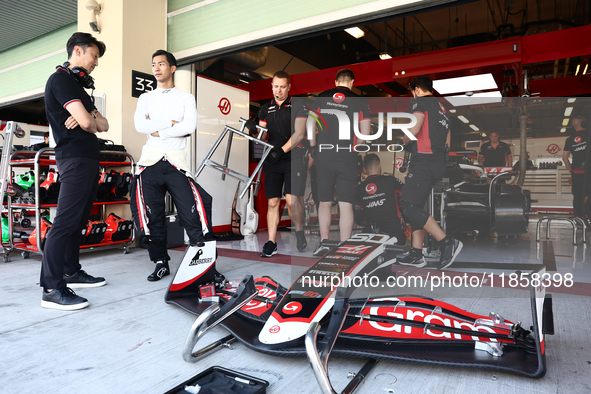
[0,218,590,393]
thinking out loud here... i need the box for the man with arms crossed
[41,32,108,310]
[131,50,214,281]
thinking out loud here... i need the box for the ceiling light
[564,107,573,117]
[444,91,502,107]
[457,115,469,123]
[432,73,498,95]
[470,124,480,131]
[560,128,566,133]
[449,109,456,113]
[562,118,569,126]
[345,27,364,39]
[567,98,577,103]
[481,132,487,137]
[379,53,392,60]
[584,64,589,74]
[576,64,581,75]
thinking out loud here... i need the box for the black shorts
[316,160,358,204]
[400,159,445,206]
[264,158,305,198]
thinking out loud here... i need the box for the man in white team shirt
[131,50,214,281]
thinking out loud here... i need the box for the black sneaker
[41,287,89,311]
[64,269,106,288]
[296,231,307,252]
[312,239,331,257]
[260,241,278,257]
[148,261,170,282]
[439,238,463,270]
[397,250,426,268]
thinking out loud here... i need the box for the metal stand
[182,276,258,363]
[305,286,379,394]
[195,118,273,199]
[0,121,25,258]
[536,216,586,245]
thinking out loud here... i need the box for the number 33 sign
[132,70,157,98]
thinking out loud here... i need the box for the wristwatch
[91,111,97,119]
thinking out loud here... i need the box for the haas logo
[547,143,561,154]
[333,92,345,103]
[395,157,404,169]
[366,183,377,195]
[336,244,371,255]
[218,97,231,115]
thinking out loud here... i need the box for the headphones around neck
[58,61,95,90]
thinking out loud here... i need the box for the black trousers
[400,159,445,232]
[40,157,100,290]
[572,173,591,217]
[130,159,213,263]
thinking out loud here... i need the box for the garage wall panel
[0,53,69,99]
[0,24,76,107]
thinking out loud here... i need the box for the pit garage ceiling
[0,0,77,52]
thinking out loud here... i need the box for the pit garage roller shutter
[168,0,464,64]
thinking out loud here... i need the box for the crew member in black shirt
[41,32,108,310]
[398,75,462,270]
[356,154,405,244]
[253,71,307,257]
[307,69,371,256]
[479,132,512,167]
[563,115,591,227]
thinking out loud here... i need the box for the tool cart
[3,147,136,262]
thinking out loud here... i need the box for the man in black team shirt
[308,68,371,256]
[356,154,405,244]
[563,116,591,229]
[479,131,513,167]
[398,75,462,270]
[253,71,307,257]
[41,32,108,310]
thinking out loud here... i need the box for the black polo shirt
[259,95,294,162]
[311,86,370,163]
[480,141,511,167]
[410,96,449,163]
[564,130,588,174]
[355,174,404,237]
[44,67,100,160]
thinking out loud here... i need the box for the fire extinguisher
[12,217,52,252]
